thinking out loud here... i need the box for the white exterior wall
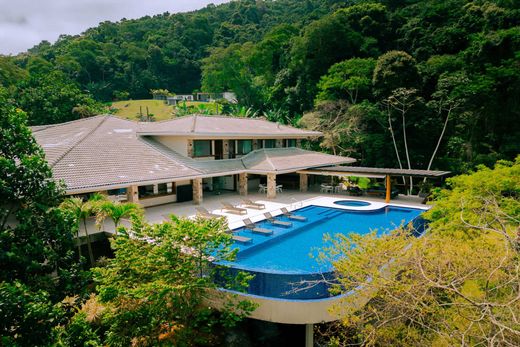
[156,136,190,156]
[139,194,177,207]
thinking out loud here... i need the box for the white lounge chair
[196,207,221,219]
[221,202,247,215]
[241,199,265,210]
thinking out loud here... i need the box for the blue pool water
[220,204,425,299]
[334,200,371,207]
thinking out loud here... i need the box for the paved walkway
[79,188,427,237]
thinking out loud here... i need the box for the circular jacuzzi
[334,200,371,207]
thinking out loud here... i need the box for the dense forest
[0,0,519,174]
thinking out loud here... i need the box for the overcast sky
[0,0,230,55]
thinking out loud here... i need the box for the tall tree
[0,87,87,345]
[320,157,520,346]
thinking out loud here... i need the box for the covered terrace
[298,166,451,203]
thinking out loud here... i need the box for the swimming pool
[220,204,425,299]
[334,200,371,207]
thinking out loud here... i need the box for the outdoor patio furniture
[276,185,283,193]
[280,207,307,221]
[226,229,252,243]
[241,199,266,210]
[337,183,349,194]
[221,202,248,215]
[258,184,267,193]
[264,212,292,227]
[320,183,333,193]
[196,207,222,219]
[243,218,273,235]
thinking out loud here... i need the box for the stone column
[299,173,308,192]
[276,139,283,148]
[267,173,276,199]
[127,185,139,203]
[238,173,248,196]
[296,139,302,148]
[187,139,194,157]
[223,140,229,159]
[192,178,203,205]
[252,139,259,150]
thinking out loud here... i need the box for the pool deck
[79,189,429,237]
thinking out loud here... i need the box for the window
[237,140,253,155]
[158,183,168,195]
[264,139,276,148]
[138,185,154,198]
[193,140,212,157]
[257,140,264,149]
[228,140,235,159]
[285,139,297,147]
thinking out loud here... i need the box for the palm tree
[60,197,97,266]
[96,201,143,234]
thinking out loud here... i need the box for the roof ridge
[50,116,110,168]
[38,114,110,129]
[262,149,276,171]
[191,115,197,132]
[138,136,205,174]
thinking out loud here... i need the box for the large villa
[32,114,450,345]
[32,114,355,205]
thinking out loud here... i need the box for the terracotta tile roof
[137,114,322,137]
[241,148,355,173]
[32,115,354,193]
[33,116,201,192]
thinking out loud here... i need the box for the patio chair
[320,183,333,193]
[196,207,221,219]
[225,229,252,243]
[276,185,283,193]
[263,212,292,227]
[280,207,307,221]
[243,218,273,235]
[258,184,267,193]
[241,199,265,210]
[221,202,247,215]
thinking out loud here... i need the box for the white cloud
[0,0,229,55]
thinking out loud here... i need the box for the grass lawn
[110,99,221,121]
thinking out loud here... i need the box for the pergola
[298,166,451,203]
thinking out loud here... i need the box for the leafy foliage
[319,157,520,346]
[90,215,255,346]
[0,87,87,345]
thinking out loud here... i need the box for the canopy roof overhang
[298,166,451,179]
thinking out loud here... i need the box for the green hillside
[1,0,518,173]
[111,99,220,121]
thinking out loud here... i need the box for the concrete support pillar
[252,139,259,150]
[238,173,248,196]
[153,184,159,195]
[187,139,194,157]
[276,139,283,148]
[385,175,391,203]
[267,173,276,199]
[296,139,302,148]
[193,178,203,205]
[299,173,309,192]
[127,185,139,203]
[305,324,314,347]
